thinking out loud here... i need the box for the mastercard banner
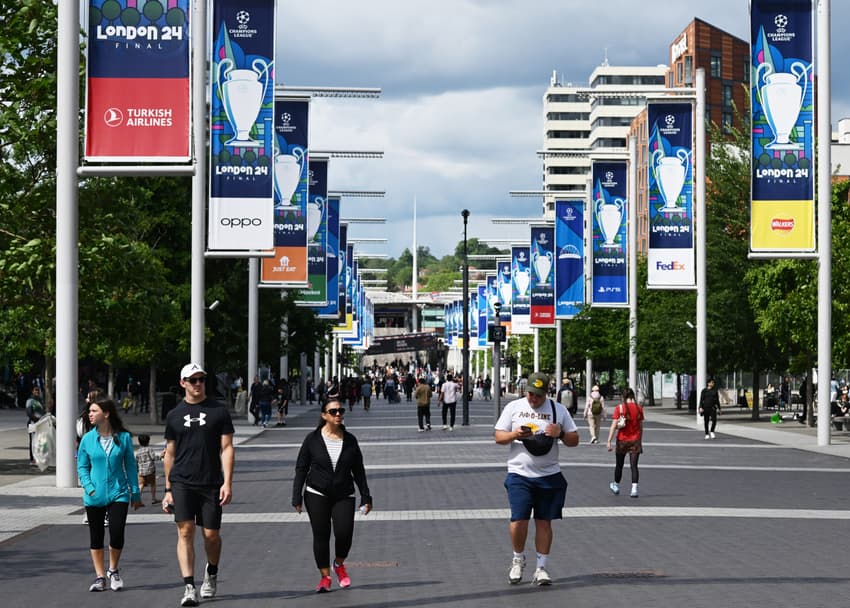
[84,0,191,161]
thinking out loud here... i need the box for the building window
[722,84,733,108]
[677,62,683,84]
[722,112,733,134]
[710,55,722,79]
[547,93,582,103]
[684,56,693,85]
[743,60,750,83]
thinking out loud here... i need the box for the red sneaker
[333,562,351,588]
[315,576,332,593]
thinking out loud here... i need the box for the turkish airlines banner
[555,200,584,318]
[208,0,276,252]
[296,158,329,306]
[511,245,531,335]
[591,161,628,307]
[85,0,191,162]
[529,224,555,326]
[316,196,340,319]
[261,97,309,284]
[647,102,695,287]
[750,0,815,253]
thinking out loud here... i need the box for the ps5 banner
[529,224,555,327]
[511,246,531,335]
[591,161,628,307]
[750,0,815,254]
[84,0,191,162]
[647,102,695,287]
[554,200,584,318]
[208,0,276,252]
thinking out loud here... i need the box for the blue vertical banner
[317,196,340,318]
[477,285,488,348]
[208,0,275,252]
[647,103,695,287]
[468,291,478,345]
[591,161,628,307]
[750,0,815,253]
[486,274,498,331]
[262,97,309,284]
[496,259,512,333]
[337,225,348,322]
[555,200,584,318]
[296,158,329,306]
[530,225,555,326]
[511,246,531,335]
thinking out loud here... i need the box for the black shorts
[171,484,223,529]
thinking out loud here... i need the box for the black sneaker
[89,576,106,592]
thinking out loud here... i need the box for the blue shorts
[504,472,567,522]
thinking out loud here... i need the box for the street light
[462,209,470,426]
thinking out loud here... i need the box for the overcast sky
[275,0,850,259]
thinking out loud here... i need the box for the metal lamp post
[493,301,503,418]
[461,209,470,425]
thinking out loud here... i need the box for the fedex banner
[591,161,628,307]
[208,0,276,252]
[85,0,191,161]
[554,200,584,318]
[511,246,531,335]
[261,97,309,284]
[647,102,695,287]
[750,0,815,253]
[529,225,555,327]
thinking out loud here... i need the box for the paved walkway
[1,397,849,607]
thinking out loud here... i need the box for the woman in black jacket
[292,400,372,593]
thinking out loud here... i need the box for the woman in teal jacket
[77,398,143,592]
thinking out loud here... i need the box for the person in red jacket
[606,387,645,498]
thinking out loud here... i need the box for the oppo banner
[208,0,275,251]
[647,103,695,287]
[317,196,340,318]
[85,0,191,161]
[591,162,628,307]
[511,246,531,335]
[750,0,815,253]
[496,259,512,333]
[530,225,555,326]
[554,200,584,318]
[296,158,329,306]
[262,97,309,283]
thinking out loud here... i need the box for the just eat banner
[84,0,191,161]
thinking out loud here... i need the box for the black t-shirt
[165,398,235,487]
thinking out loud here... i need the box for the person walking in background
[556,377,576,418]
[698,378,721,439]
[135,434,162,505]
[583,385,605,444]
[606,387,644,498]
[25,385,45,465]
[163,363,235,606]
[360,377,373,411]
[274,379,290,427]
[257,379,275,428]
[292,400,373,593]
[414,376,433,432]
[439,374,459,431]
[77,398,143,592]
[494,372,579,587]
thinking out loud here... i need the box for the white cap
[180,363,206,380]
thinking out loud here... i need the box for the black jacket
[292,427,372,507]
[699,387,720,412]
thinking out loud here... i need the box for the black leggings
[304,493,356,570]
[614,452,640,485]
[442,402,456,427]
[703,409,718,433]
[85,502,130,550]
[418,406,431,429]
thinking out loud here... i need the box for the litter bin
[157,391,177,422]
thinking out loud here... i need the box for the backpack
[558,388,573,409]
[591,398,603,416]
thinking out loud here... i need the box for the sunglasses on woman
[325,408,345,416]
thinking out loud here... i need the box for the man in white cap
[163,364,235,606]
[494,372,579,587]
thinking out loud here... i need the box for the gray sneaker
[107,568,123,591]
[200,566,217,598]
[508,555,525,584]
[89,576,106,592]
[609,482,620,495]
[181,584,199,607]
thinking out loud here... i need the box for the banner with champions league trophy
[529,224,555,327]
[511,245,531,335]
[647,102,695,287]
[496,259,512,333]
[208,0,275,252]
[554,200,584,318]
[296,158,329,306]
[591,161,628,307]
[750,0,815,254]
[317,196,340,319]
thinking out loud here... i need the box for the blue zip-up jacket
[77,429,141,507]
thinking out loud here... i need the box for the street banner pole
[695,68,707,426]
[628,136,638,391]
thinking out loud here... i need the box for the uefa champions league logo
[774,14,788,30]
[665,115,676,127]
[236,10,251,27]
[605,171,614,182]
[281,112,291,126]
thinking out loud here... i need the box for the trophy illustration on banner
[514,267,531,297]
[595,197,625,249]
[651,148,690,214]
[755,60,809,150]
[307,198,325,242]
[532,249,553,284]
[217,56,271,148]
[274,147,305,209]
[499,274,513,306]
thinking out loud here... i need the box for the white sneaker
[107,569,123,591]
[200,567,217,598]
[441,425,448,430]
[609,482,619,495]
[181,584,199,607]
[449,426,454,432]
[508,556,525,584]
[710,432,716,439]
[630,484,639,498]
[532,567,552,586]
[418,428,425,432]
[705,434,710,439]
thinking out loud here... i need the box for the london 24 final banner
[85,0,191,161]
[261,97,310,285]
[591,161,628,307]
[554,200,584,319]
[529,224,555,327]
[317,196,341,319]
[296,158,329,307]
[208,0,276,252]
[496,259,512,334]
[647,102,695,287]
[750,0,815,253]
[511,246,531,335]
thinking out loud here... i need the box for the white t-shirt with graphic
[495,396,577,478]
[440,380,459,404]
